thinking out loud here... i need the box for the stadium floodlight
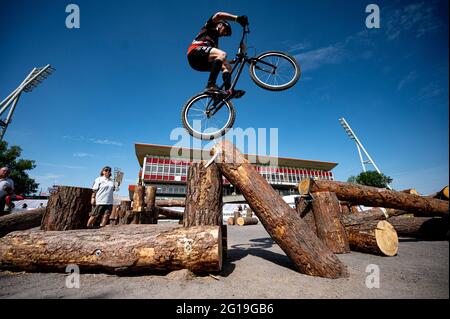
[339,117,391,190]
[0,64,54,140]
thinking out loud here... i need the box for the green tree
[0,140,39,195]
[348,170,393,189]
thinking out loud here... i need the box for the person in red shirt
[187,12,248,97]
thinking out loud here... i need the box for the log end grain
[375,220,398,256]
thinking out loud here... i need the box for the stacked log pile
[0,140,447,277]
[297,179,449,249]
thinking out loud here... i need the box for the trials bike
[181,25,301,140]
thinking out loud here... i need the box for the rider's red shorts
[187,46,213,72]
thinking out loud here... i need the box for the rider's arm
[211,12,238,23]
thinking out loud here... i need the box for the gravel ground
[0,222,448,299]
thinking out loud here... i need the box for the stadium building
[131,143,337,201]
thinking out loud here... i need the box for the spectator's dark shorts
[90,204,113,217]
[188,46,213,72]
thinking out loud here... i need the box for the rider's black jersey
[191,15,220,49]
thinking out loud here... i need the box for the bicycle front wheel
[181,93,236,140]
[249,51,301,91]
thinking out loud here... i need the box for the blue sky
[1,0,448,196]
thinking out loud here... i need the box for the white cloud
[34,174,64,181]
[73,152,95,157]
[418,82,446,100]
[39,162,85,169]
[89,138,123,146]
[397,71,418,91]
[295,45,348,71]
[385,1,442,41]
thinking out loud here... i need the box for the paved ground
[0,222,448,299]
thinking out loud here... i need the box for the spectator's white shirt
[0,178,14,193]
[92,176,114,205]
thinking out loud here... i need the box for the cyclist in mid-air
[187,12,249,98]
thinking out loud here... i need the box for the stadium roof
[135,143,338,171]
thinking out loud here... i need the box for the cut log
[211,140,347,278]
[155,206,183,219]
[183,161,223,227]
[233,210,241,221]
[156,199,185,207]
[426,186,449,201]
[295,196,317,235]
[0,225,222,273]
[109,205,120,225]
[120,200,131,212]
[132,185,145,212]
[401,189,420,195]
[299,179,449,216]
[388,216,449,239]
[139,186,157,224]
[41,186,92,231]
[183,161,226,260]
[345,220,398,256]
[0,209,45,237]
[311,192,350,254]
[227,217,235,225]
[236,217,259,226]
[245,208,253,218]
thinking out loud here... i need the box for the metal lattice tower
[0,64,55,140]
[339,117,392,190]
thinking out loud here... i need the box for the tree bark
[183,161,223,227]
[345,220,398,256]
[295,196,317,235]
[299,179,449,216]
[120,200,131,212]
[156,199,185,207]
[0,225,222,273]
[132,185,145,212]
[311,192,350,254]
[211,140,347,278]
[138,186,157,224]
[0,209,45,237]
[109,205,120,225]
[236,217,259,226]
[41,186,92,231]
[388,216,449,239]
[183,161,226,260]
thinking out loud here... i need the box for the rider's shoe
[204,84,222,94]
[226,89,246,99]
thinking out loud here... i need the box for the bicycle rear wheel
[181,93,236,140]
[249,51,301,91]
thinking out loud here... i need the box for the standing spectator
[0,167,14,213]
[87,166,115,228]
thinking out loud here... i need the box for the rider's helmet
[218,20,232,36]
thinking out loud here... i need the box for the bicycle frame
[206,25,278,117]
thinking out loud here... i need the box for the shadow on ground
[220,237,295,277]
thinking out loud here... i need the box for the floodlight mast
[0,64,54,140]
[339,117,392,190]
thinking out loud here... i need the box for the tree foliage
[0,140,39,195]
[347,171,393,189]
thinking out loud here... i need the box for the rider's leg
[221,60,246,98]
[207,48,227,90]
[222,61,232,90]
